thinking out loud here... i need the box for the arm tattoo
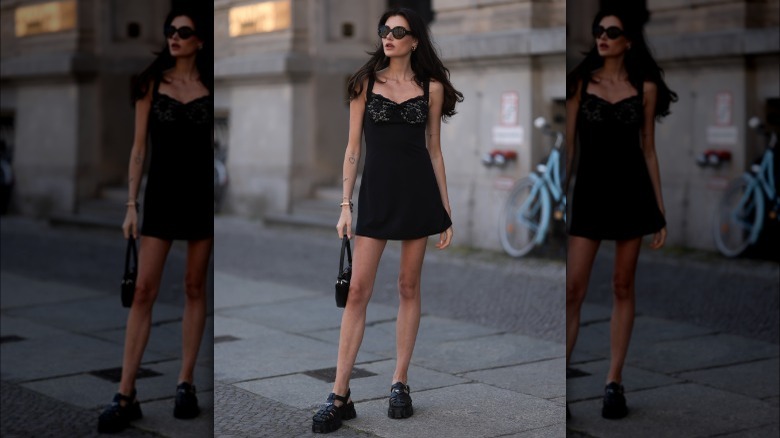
[134,154,142,165]
[348,156,356,164]
[343,177,348,182]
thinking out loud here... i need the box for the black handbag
[335,235,352,308]
[121,237,138,308]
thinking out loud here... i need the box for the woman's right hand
[336,209,352,239]
[123,206,138,239]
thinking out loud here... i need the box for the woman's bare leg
[606,237,642,384]
[119,236,172,396]
[179,237,213,385]
[332,236,387,403]
[566,235,601,367]
[392,237,427,385]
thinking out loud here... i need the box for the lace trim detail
[580,94,641,125]
[367,93,427,125]
[152,95,211,125]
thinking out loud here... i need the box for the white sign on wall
[715,92,733,126]
[492,126,524,146]
[500,92,519,126]
[706,126,738,145]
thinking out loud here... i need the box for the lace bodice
[366,92,428,125]
[580,93,642,125]
[152,94,211,126]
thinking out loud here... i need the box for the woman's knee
[133,280,158,307]
[397,275,419,301]
[566,281,587,309]
[612,276,634,301]
[347,280,372,306]
[184,275,206,300]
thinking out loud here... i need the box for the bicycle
[499,117,566,257]
[713,116,778,257]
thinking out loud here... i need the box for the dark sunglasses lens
[605,27,622,39]
[378,25,390,38]
[177,27,195,39]
[392,27,407,39]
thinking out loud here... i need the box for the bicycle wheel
[499,177,551,258]
[713,174,764,257]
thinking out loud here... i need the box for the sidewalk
[0,218,214,437]
[212,270,567,438]
[567,303,780,437]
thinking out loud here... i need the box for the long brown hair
[346,8,464,121]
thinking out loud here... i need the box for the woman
[98,6,213,433]
[311,7,462,434]
[565,7,676,419]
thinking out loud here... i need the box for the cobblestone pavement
[214,382,377,438]
[1,381,159,438]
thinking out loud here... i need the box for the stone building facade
[568,0,780,251]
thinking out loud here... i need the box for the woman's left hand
[650,227,666,249]
[436,226,453,250]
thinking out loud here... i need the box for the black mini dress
[355,76,452,240]
[568,77,665,240]
[141,78,213,241]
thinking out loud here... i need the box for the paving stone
[214,325,383,384]
[579,303,611,325]
[713,423,780,438]
[214,272,318,310]
[0,315,62,339]
[463,357,565,400]
[21,360,213,409]
[0,272,103,309]
[91,316,215,361]
[566,359,681,402]
[349,383,563,438]
[567,383,778,438]
[0,331,171,382]
[573,315,717,359]
[497,422,567,438]
[217,296,398,334]
[133,390,213,438]
[214,382,377,438]
[235,359,468,410]
[5,295,184,333]
[1,380,157,437]
[410,333,563,374]
[676,357,780,399]
[627,333,779,374]
[306,314,504,354]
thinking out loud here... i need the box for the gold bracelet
[340,201,354,212]
[126,201,137,206]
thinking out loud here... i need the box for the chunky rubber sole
[173,404,200,419]
[97,403,142,433]
[601,404,628,419]
[312,402,356,434]
[388,404,413,419]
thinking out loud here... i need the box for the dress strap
[423,79,430,101]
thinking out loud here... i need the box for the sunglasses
[164,25,196,40]
[378,25,413,39]
[592,25,624,40]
